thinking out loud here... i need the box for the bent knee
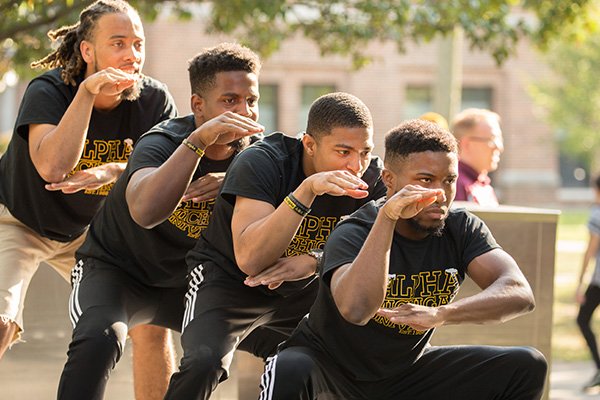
[513,347,548,379]
[72,323,128,358]
[181,345,227,379]
[273,348,319,384]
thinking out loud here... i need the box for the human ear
[190,94,205,118]
[382,169,396,192]
[80,40,94,64]
[302,133,317,156]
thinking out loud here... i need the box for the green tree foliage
[0,0,189,79]
[209,0,593,68]
[529,3,600,171]
[0,0,595,80]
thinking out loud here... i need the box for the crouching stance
[260,119,547,400]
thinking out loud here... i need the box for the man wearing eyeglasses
[451,108,504,206]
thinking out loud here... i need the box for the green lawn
[553,208,599,361]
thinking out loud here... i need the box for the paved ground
[2,256,600,399]
[1,349,599,399]
[551,361,600,400]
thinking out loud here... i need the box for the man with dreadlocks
[57,42,266,400]
[0,1,177,398]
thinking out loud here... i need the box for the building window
[461,87,493,110]
[299,85,336,133]
[404,86,433,120]
[403,86,494,120]
[259,84,278,135]
[559,152,590,188]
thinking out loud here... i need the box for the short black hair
[306,92,372,140]
[385,119,458,166]
[188,43,261,96]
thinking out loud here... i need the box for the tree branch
[0,4,82,42]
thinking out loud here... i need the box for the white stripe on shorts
[182,264,204,333]
[258,355,278,400]
[68,260,84,328]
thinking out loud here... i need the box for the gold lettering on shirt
[285,215,339,255]
[372,268,460,335]
[72,139,133,196]
[168,199,215,239]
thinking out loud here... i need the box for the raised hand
[306,170,370,199]
[82,67,139,97]
[189,111,264,149]
[382,185,445,221]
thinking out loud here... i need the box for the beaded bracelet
[284,192,311,217]
[182,138,205,158]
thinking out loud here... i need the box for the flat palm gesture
[383,185,445,221]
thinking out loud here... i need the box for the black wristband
[284,192,311,217]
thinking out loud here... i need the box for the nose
[346,153,361,175]
[494,138,504,153]
[237,101,254,120]
[125,45,142,64]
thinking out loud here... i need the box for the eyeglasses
[466,136,503,150]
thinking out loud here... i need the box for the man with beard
[259,119,548,400]
[163,92,386,399]
[0,1,178,398]
[57,42,265,400]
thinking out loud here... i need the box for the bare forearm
[332,211,396,325]
[438,276,535,325]
[127,145,201,228]
[31,86,96,182]
[235,181,316,275]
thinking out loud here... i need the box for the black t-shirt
[186,132,387,296]
[77,114,243,288]
[0,68,177,242]
[283,200,500,381]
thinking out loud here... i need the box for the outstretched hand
[189,111,264,149]
[382,185,445,221]
[182,172,225,202]
[244,255,317,290]
[307,170,370,199]
[82,67,139,97]
[45,163,122,194]
[376,303,443,331]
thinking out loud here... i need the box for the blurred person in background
[576,175,600,391]
[451,108,504,207]
[419,111,449,131]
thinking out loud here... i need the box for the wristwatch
[307,248,324,273]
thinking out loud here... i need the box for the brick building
[141,15,571,207]
[0,13,587,207]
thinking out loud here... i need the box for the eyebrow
[222,92,259,98]
[333,143,373,151]
[108,34,144,40]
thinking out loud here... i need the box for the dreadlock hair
[384,119,458,167]
[31,0,138,86]
[188,43,261,97]
[306,92,372,141]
